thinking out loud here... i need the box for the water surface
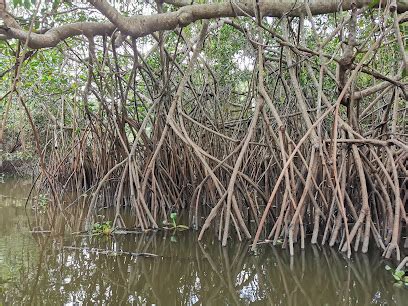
[1,178,407,305]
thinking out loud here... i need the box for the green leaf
[393,274,402,281]
[385,265,392,271]
[170,212,177,220]
[403,276,408,283]
[368,0,380,9]
[23,0,31,9]
[52,0,61,9]
[12,0,22,7]
[395,270,405,278]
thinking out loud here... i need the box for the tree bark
[1,0,408,49]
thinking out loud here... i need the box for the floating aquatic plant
[385,265,408,287]
[92,221,113,235]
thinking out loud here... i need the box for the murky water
[1,178,408,305]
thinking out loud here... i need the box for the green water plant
[38,194,48,209]
[168,213,189,231]
[92,221,113,235]
[385,265,408,287]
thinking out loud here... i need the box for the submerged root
[26,11,407,259]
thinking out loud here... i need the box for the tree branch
[1,0,408,49]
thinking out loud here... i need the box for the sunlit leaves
[12,0,37,9]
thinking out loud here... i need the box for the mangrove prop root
[19,8,407,259]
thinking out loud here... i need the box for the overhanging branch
[1,0,408,49]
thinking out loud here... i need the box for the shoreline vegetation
[0,0,407,262]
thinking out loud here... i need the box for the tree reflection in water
[2,230,408,304]
[0,180,407,305]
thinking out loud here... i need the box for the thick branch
[89,0,375,38]
[2,0,408,49]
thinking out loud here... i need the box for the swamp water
[1,178,408,305]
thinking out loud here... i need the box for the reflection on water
[1,178,408,305]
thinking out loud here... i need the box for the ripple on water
[1,179,408,305]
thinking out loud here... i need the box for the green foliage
[11,0,61,10]
[1,41,78,143]
[368,0,380,9]
[385,265,408,287]
[205,23,251,85]
[167,212,189,231]
[170,212,177,227]
[92,221,113,235]
[38,193,48,209]
[0,150,33,162]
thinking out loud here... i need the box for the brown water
[1,178,407,305]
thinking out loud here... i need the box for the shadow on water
[1,178,408,305]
